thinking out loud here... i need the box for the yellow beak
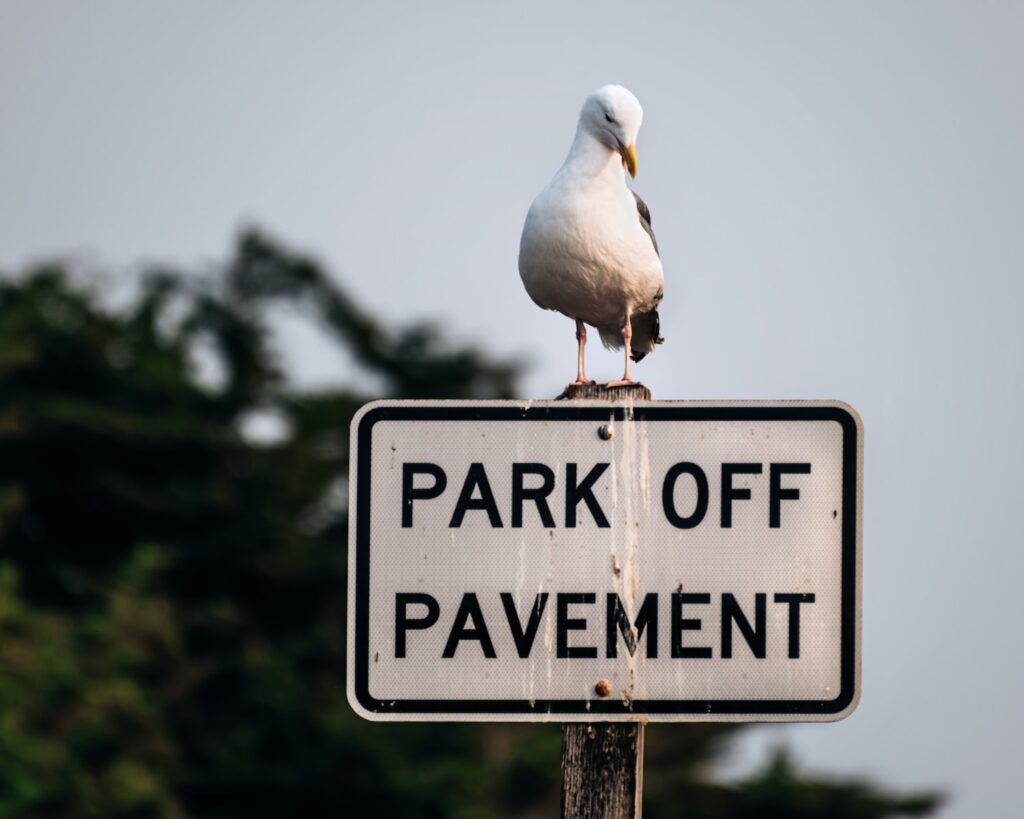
[619,142,638,178]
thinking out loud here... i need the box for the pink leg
[606,310,635,387]
[571,319,594,385]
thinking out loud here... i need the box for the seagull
[519,84,664,388]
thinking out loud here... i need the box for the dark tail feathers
[629,308,664,363]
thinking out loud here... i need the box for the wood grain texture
[562,383,652,401]
[558,381,648,819]
[561,723,644,819]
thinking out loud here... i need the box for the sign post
[346,391,862,817]
[559,382,649,819]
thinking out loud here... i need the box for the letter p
[402,463,447,527]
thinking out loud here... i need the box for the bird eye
[605,112,616,124]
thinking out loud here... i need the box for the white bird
[519,84,664,388]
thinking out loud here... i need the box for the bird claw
[605,379,642,388]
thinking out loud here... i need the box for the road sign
[346,400,862,722]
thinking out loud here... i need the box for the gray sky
[2,1,1022,816]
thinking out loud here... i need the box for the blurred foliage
[0,232,941,818]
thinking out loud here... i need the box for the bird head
[579,85,643,177]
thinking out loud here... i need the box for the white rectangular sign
[347,400,862,722]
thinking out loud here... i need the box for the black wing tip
[629,306,664,363]
[630,336,665,363]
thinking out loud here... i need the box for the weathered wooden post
[561,721,644,819]
[560,381,650,819]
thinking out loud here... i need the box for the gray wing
[632,190,659,256]
[628,190,664,363]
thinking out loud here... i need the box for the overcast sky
[2,2,1022,817]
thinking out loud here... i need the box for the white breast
[519,175,664,328]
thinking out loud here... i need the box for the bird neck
[562,126,623,184]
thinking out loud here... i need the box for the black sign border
[351,403,859,718]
